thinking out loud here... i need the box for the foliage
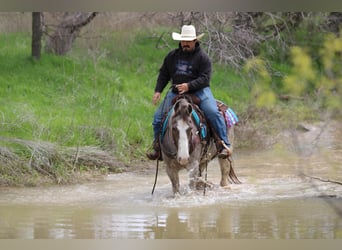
[283,46,316,96]
[244,29,342,118]
[244,57,276,108]
[284,32,342,111]
[318,32,342,110]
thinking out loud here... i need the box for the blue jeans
[152,87,230,147]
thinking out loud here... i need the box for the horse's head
[171,98,196,165]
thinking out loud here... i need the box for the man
[146,25,231,160]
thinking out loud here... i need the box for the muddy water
[0,122,341,239]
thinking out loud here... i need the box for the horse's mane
[161,104,177,158]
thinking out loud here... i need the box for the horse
[159,95,240,195]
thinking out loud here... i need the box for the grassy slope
[0,31,247,164]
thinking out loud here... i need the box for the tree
[31,12,42,60]
[45,12,97,55]
[165,12,307,69]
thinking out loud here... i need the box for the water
[0,121,341,239]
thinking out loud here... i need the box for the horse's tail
[228,156,241,184]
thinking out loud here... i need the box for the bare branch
[303,174,342,186]
[45,12,98,55]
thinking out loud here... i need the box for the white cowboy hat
[172,25,205,41]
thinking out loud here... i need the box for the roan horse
[159,95,240,195]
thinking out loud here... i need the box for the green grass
[0,31,244,163]
[2,30,331,143]
[1,31,250,158]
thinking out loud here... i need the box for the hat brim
[172,32,205,41]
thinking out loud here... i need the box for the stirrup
[218,140,231,159]
[218,148,230,159]
[146,150,160,160]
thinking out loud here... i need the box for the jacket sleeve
[154,52,172,93]
[187,52,211,92]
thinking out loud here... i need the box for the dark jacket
[154,42,212,94]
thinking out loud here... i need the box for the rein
[203,154,209,196]
[151,159,159,195]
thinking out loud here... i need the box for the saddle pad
[191,110,207,139]
[225,108,239,128]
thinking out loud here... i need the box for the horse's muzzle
[178,156,189,165]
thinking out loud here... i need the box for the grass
[0,32,176,167]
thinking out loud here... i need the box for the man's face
[180,39,197,52]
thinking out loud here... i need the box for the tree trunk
[31,12,42,60]
[45,12,97,55]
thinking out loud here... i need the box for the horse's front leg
[218,158,230,187]
[166,165,180,195]
[187,160,200,190]
[196,161,214,190]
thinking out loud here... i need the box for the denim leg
[195,87,230,147]
[152,91,177,139]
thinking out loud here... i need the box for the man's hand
[176,83,189,94]
[152,92,161,105]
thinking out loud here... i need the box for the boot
[146,140,162,160]
[218,147,231,159]
[216,140,231,159]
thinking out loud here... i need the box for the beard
[182,46,193,53]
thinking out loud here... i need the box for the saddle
[161,94,238,149]
[171,94,201,106]
[170,94,237,135]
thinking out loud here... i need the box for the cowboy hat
[172,25,205,41]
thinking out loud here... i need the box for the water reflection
[0,197,341,239]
